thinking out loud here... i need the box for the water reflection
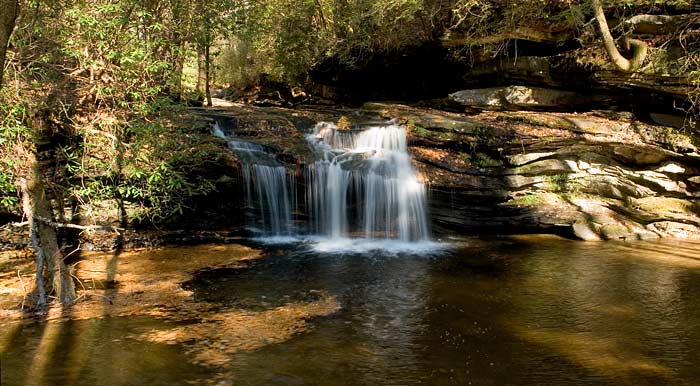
[211,237,700,386]
[2,237,700,386]
[1,318,212,386]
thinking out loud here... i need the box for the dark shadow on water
[181,237,700,386]
[1,314,213,386]
[4,238,700,386]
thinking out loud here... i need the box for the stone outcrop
[458,55,693,107]
[362,102,700,241]
[448,86,610,111]
[188,101,700,241]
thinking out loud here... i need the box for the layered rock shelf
[194,100,700,241]
[364,102,700,240]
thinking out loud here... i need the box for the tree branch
[591,0,648,72]
[33,216,124,233]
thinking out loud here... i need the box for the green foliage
[679,42,700,128]
[0,171,17,209]
[119,120,217,221]
[0,94,30,212]
[1,0,224,225]
[222,0,438,83]
[507,193,544,206]
[470,153,503,168]
[545,173,574,193]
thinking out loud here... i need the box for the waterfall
[250,165,293,235]
[214,119,435,249]
[214,122,294,236]
[305,122,430,241]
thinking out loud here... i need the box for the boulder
[573,220,603,241]
[449,86,605,111]
[649,113,688,130]
[647,222,700,239]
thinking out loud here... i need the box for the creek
[2,236,700,385]
[3,118,700,386]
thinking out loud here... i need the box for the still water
[2,236,700,386]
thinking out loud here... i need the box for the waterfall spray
[305,122,430,241]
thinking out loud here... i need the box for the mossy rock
[629,197,699,216]
[599,224,631,240]
[505,192,564,207]
[572,219,603,241]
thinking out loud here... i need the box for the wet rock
[360,103,700,240]
[174,102,700,242]
[599,224,632,240]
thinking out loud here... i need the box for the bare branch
[33,216,124,233]
[591,0,648,72]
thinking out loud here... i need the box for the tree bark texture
[591,0,648,72]
[205,43,212,106]
[20,152,77,306]
[171,39,185,99]
[0,0,19,86]
[196,43,206,94]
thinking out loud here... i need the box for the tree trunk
[205,43,212,107]
[170,39,185,100]
[590,0,648,72]
[0,0,20,86]
[20,152,77,306]
[196,43,206,94]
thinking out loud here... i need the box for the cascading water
[214,119,437,251]
[213,123,294,236]
[305,121,430,242]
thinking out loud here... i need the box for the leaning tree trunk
[20,152,77,306]
[0,0,20,86]
[591,0,648,72]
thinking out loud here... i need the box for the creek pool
[2,235,700,386]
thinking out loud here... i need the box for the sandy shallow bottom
[0,244,340,385]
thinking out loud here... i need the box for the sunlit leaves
[0,98,29,211]
[1,0,221,223]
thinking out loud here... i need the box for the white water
[305,122,430,242]
[214,123,294,236]
[307,236,445,254]
[215,120,438,252]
